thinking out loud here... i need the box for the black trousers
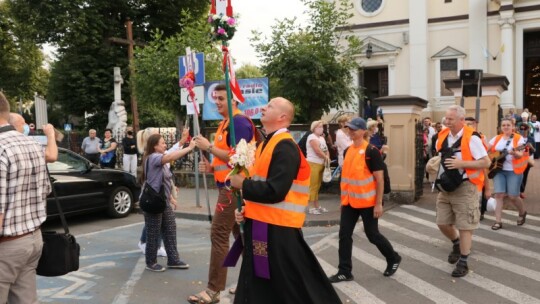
[338,204,398,275]
[85,153,100,165]
[535,142,540,159]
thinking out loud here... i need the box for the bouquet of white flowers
[225,138,256,188]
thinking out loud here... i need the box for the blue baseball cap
[346,117,367,130]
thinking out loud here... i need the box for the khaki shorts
[436,181,480,230]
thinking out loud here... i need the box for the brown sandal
[517,212,527,226]
[187,290,220,304]
[491,222,503,230]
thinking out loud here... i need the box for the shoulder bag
[37,168,81,277]
[139,159,167,214]
[322,158,332,183]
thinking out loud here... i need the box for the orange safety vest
[490,133,528,175]
[211,109,256,183]
[340,140,377,208]
[436,126,485,191]
[244,132,311,228]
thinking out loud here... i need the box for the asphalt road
[38,201,540,304]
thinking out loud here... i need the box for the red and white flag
[222,46,245,103]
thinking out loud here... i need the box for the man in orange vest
[188,84,255,304]
[434,105,490,277]
[329,117,401,283]
[231,97,341,303]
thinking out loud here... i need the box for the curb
[169,199,402,227]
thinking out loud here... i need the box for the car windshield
[47,150,87,172]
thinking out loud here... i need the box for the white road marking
[389,211,540,261]
[366,233,540,304]
[400,205,540,243]
[503,210,540,221]
[378,218,540,283]
[77,221,144,238]
[327,239,468,304]
[310,231,384,304]
[111,256,146,304]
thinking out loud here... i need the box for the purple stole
[223,220,270,279]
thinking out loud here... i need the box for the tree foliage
[7,0,208,129]
[251,0,361,122]
[235,63,264,79]
[0,1,48,109]
[132,10,223,127]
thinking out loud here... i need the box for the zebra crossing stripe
[481,214,540,233]
[398,206,540,245]
[361,231,540,304]
[327,240,468,304]
[503,210,540,221]
[316,257,385,304]
[388,211,540,261]
[378,217,540,283]
[310,237,384,304]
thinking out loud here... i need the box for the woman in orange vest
[487,118,528,230]
[231,98,341,304]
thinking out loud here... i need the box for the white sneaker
[309,208,322,215]
[318,207,329,213]
[138,241,146,255]
[157,247,167,257]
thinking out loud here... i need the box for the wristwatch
[207,144,213,154]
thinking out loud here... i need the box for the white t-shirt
[306,134,328,164]
[335,129,352,166]
[532,121,540,142]
[489,135,527,171]
[436,127,488,178]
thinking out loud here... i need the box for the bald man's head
[8,113,26,133]
[271,97,295,124]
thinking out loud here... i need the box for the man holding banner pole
[189,84,255,303]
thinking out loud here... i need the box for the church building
[339,0,540,120]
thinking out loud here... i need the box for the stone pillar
[499,15,515,109]
[409,0,428,101]
[388,56,396,95]
[444,74,509,140]
[374,95,428,203]
[468,0,488,71]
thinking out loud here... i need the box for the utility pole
[108,19,144,132]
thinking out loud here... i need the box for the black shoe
[328,273,354,283]
[451,262,469,277]
[384,254,402,277]
[448,244,460,264]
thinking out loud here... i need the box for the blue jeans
[493,170,523,197]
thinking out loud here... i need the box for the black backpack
[367,145,391,194]
[435,136,464,192]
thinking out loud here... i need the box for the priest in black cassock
[230,97,342,304]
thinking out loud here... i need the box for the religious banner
[202,78,269,120]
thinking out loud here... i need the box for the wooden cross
[108,19,145,132]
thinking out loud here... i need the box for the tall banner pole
[181,48,211,220]
[222,41,243,234]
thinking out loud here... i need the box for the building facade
[338,0,540,120]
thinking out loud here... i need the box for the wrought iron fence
[57,128,196,171]
[414,120,425,200]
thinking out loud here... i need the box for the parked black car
[46,148,140,218]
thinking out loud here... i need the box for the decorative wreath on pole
[207,14,237,42]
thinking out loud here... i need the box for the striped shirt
[0,130,51,236]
